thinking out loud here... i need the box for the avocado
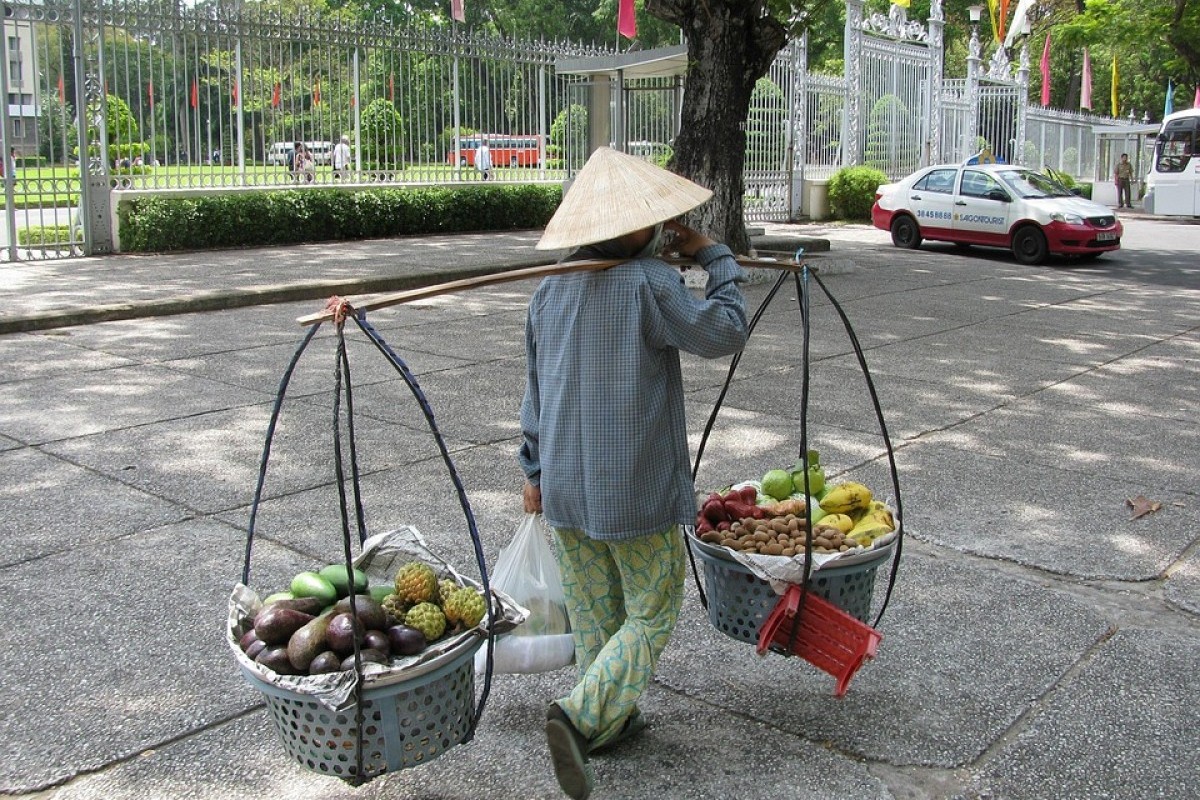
[332,595,388,631]
[290,571,338,605]
[287,612,335,672]
[308,650,343,674]
[256,645,300,675]
[265,596,325,616]
[253,605,315,645]
[318,564,369,597]
[368,585,393,604]
[262,591,295,605]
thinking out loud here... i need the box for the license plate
[1096,232,1117,241]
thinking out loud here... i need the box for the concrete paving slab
[1040,364,1199,424]
[906,317,1160,370]
[682,397,892,491]
[967,628,1200,800]
[0,517,309,793]
[923,395,1200,493]
[160,333,473,401]
[1001,289,1200,340]
[855,440,1200,580]
[42,681,892,800]
[0,433,22,451]
[823,340,1089,399]
[40,400,480,516]
[0,447,190,567]
[715,358,1010,443]
[336,356,527,447]
[0,331,137,383]
[659,548,1112,767]
[0,362,275,445]
[34,309,307,363]
[383,309,530,363]
[1164,550,1200,615]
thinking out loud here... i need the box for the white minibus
[1143,108,1200,217]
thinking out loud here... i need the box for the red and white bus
[448,134,543,168]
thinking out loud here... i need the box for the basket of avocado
[228,307,525,785]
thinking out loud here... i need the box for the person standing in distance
[475,137,492,180]
[1114,153,1134,209]
[518,147,749,800]
[333,134,352,180]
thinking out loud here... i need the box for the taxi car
[871,162,1122,265]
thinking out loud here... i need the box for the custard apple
[436,578,460,605]
[443,586,486,629]
[381,593,411,625]
[394,562,437,604]
[405,602,447,641]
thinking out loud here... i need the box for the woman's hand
[663,220,716,258]
[523,481,543,514]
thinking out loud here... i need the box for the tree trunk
[647,0,787,255]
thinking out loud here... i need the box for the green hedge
[828,165,889,220]
[118,184,563,252]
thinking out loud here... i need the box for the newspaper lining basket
[689,537,893,645]
[241,637,482,782]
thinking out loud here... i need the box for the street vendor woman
[518,146,749,800]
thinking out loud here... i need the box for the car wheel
[890,215,922,249]
[1011,226,1049,265]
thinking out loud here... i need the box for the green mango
[290,571,338,605]
[318,564,369,597]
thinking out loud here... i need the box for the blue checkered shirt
[518,244,748,540]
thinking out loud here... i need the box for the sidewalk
[0,227,830,334]
[1,220,1197,799]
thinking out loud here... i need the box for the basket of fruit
[688,468,897,644]
[686,266,904,694]
[228,303,525,784]
[228,527,525,783]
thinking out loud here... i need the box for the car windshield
[997,169,1073,199]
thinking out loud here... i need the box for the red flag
[148,80,154,108]
[1080,48,1092,110]
[618,0,636,40]
[451,0,464,23]
[1039,32,1051,107]
[57,74,65,104]
[231,80,238,106]
[190,79,198,109]
[271,82,281,108]
[312,80,321,106]
[1194,86,1199,108]
[998,0,1010,43]
[388,73,394,102]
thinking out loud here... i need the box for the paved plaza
[0,216,1197,799]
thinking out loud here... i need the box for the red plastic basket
[755,584,882,697]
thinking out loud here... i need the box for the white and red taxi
[871,163,1122,265]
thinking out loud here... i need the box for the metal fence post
[965,26,981,159]
[1015,40,1029,166]
[843,0,864,166]
[927,1,944,165]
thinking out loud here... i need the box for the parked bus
[1143,108,1200,217]
[448,134,543,168]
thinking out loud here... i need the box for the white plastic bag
[476,513,575,674]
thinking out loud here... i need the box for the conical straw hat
[536,147,712,251]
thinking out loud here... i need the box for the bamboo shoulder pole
[297,255,805,326]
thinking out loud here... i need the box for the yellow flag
[1111,55,1119,117]
[986,0,1001,43]
[893,0,911,6]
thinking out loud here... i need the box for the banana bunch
[847,500,897,547]
[819,481,873,515]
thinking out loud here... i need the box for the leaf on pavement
[1125,495,1162,520]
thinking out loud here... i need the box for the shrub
[117,184,563,253]
[828,165,889,220]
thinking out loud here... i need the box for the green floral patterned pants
[551,525,685,748]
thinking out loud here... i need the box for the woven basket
[689,538,893,645]
[240,637,482,783]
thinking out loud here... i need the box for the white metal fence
[0,0,1149,260]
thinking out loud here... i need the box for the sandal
[587,709,646,754]
[546,704,594,800]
